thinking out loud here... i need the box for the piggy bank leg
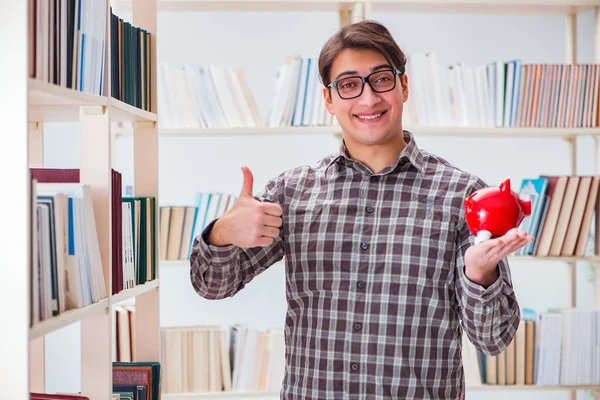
[475,230,492,244]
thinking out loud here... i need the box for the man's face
[324,48,408,147]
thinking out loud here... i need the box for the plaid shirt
[190,130,520,399]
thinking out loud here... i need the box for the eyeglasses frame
[326,68,404,100]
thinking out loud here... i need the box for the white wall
[42,8,598,400]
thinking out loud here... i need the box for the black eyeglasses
[327,69,403,100]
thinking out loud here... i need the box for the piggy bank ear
[499,178,511,193]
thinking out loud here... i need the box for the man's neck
[343,131,408,174]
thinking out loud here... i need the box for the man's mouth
[354,110,388,122]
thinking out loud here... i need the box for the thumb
[240,166,254,197]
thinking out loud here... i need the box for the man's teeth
[357,113,382,120]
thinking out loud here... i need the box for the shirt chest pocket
[284,200,360,248]
[387,198,457,286]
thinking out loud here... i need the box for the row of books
[112,169,158,293]
[32,175,106,323]
[28,0,107,95]
[514,175,599,257]
[110,8,152,111]
[30,361,161,400]
[402,55,600,128]
[266,55,337,128]
[465,308,600,386]
[159,192,236,261]
[156,58,339,129]
[160,325,284,394]
[29,168,156,327]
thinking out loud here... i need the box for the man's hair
[318,20,407,88]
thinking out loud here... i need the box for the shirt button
[354,323,362,331]
[351,363,359,371]
[357,280,365,289]
[361,242,369,250]
[366,206,373,213]
[370,176,378,182]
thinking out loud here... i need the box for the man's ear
[323,87,334,114]
[401,74,409,103]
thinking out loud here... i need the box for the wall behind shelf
[42,9,598,400]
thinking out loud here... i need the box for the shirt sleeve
[189,173,286,300]
[454,177,521,356]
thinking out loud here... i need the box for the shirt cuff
[460,261,511,305]
[196,218,240,266]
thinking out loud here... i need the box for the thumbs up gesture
[208,166,284,248]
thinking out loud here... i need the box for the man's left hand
[464,230,534,287]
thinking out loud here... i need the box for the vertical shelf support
[28,122,44,168]
[565,12,577,65]
[132,0,160,363]
[79,104,112,399]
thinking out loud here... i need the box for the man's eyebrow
[334,64,393,81]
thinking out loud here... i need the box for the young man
[190,20,533,399]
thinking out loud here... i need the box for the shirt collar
[326,130,425,176]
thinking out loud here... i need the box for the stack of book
[514,175,599,257]
[465,308,600,386]
[30,169,106,324]
[29,0,107,95]
[160,325,284,394]
[160,192,236,261]
[403,53,600,128]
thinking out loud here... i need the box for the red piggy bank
[464,178,531,243]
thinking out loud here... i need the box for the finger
[260,226,281,238]
[261,202,283,217]
[240,166,254,197]
[482,230,522,255]
[263,215,283,228]
[489,238,529,259]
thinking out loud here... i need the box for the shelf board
[112,279,160,304]
[113,0,345,12]
[509,255,600,262]
[371,0,599,15]
[158,385,600,398]
[397,126,600,139]
[28,79,108,122]
[113,126,600,139]
[29,298,109,340]
[110,98,157,122]
[113,125,341,137]
[161,392,280,399]
[467,384,600,391]
[163,256,600,267]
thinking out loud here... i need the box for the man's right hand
[208,166,283,248]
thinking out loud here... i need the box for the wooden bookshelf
[161,392,281,399]
[112,279,160,304]
[114,126,600,139]
[0,0,161,398]
[113,0,598,14]
[467,384,600,392]
[111,97,158,122]
[28,79,109,122]
[146,1,600,399]
[29,299,110,340]
[160,385,600,398]
[370,0,599,15]
[113,125,342,138]
[113,0,349,12]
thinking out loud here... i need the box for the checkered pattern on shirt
[190,130,520,400]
